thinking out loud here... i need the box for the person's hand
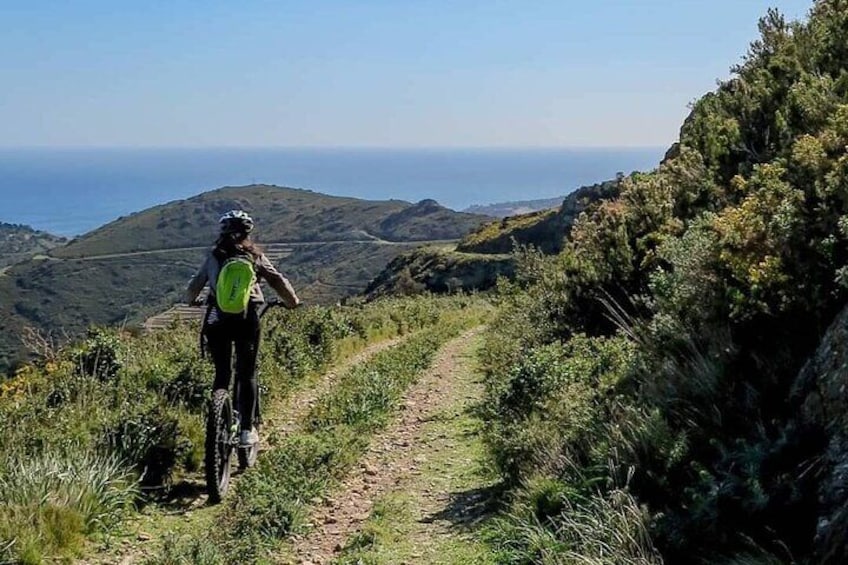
[190,298,205,307]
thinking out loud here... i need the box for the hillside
[0,223,66,268]
[463,196,564,217]
[458,178,621,255]
[365,178,620,298]
[9,3,848,564]
[365,246,515,300]
[53,185,486,258]
[479,3,848,563]
[0,295,493,564]
[0,186,488,372]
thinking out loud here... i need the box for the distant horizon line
[0,144,668,151]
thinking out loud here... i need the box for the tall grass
[0,450,137,564]
[489,484,660,565]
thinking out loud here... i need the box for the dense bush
[481,2,848,562]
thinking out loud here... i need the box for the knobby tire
[205,388,233,504]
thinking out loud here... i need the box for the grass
[486,488,660,565]
[0,451,137,564]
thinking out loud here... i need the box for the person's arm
[186,254,210,304]
[256,254,300,308]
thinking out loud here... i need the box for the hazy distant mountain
[463,196,564,218]
[0,223,66,268]
[55,186,486,258]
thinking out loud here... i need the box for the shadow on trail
[421,484,502,530]
[160,480,208,511]
[140,473,245,514]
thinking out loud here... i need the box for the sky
[0,0,814,148]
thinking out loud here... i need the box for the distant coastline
[0,146,663,236]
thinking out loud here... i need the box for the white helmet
[219,210,255,234]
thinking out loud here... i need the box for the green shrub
[101,404,185,487]
[73,328,123,382]
[162,361,209,410]
[484,335,636,486]
[490,487,659,565]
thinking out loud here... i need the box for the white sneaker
[239,427,259,447]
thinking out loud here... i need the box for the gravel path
[285,328,486,565]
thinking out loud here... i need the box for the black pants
[204,307,260,430]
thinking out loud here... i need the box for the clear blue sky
[1,0,813,148]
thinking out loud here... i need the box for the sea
[0,147,664,237]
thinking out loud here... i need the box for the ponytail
[213,233,262,262]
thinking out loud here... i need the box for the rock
[793,305,848,563]
[137,532,151,542]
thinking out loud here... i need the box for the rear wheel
[205,389,234,503]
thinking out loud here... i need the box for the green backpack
[215,255,257,314]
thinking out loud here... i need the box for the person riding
[186,210,300,446]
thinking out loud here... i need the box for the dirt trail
[284,328,493,565]
[78,335,407,565]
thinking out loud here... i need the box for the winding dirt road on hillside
[55,238,460,262]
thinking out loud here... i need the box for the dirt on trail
[77,335,407,565]
[285,328,491,565]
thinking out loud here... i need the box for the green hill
[365,246,515,300]
[0,223,66,268]
[53,186,485,258]
[364,179,621,298]
[0,186,488,372]
[457,178,621,255]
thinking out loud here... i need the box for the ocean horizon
[0,146,665,236]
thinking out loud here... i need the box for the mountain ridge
[0,185,489,372]
[54,185,487,259]
[364,178,622,298]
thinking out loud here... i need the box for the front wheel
[205,389,234,503]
